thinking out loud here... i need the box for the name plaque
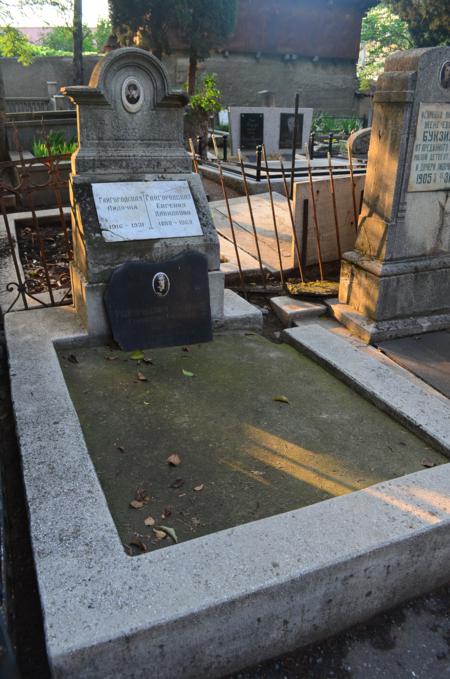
[408,103,450,192]
[92,180,203,242]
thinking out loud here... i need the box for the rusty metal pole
[217,156,246,291]
[279,156,304,282]
[238,148,267,288]
[327,152,342,261]
[188,138,199,173]
[262,144,285,287]
[347,145,359,233]
[305,145,324,281]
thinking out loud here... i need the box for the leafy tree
[41,24,95,52]
[387,0,449,47]
[108,0,238,94]
[172,0,238,94]
[359,3,413,91]
[93,19,112,51]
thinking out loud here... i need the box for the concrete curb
[5,308,450,678]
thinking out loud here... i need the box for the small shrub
[32,132,77,157]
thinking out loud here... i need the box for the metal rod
[301,198,309,273]
[29,197,55,305]
[223,135,228,162]
[256,145,262,182]
[0,200,29,310]
[262,144,285,286]
[347,145,359,233]
[290,92,300,199]
[279,156,304,282]
[327,152,342,261]
[238,148,267,288]
[188,138,199,173]
[305,145,324,281]
[217,156,246,291]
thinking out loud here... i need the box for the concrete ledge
[283,323,450,454]
[5,307,450,678]
[216,288,264,331]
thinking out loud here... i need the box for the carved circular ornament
[121,76,144,113]
[439,61,450,90]
[152,272,170,297]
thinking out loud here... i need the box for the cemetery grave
[3,45,450,679]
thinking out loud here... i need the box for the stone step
[270,295,327,326]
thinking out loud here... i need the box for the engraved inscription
[408,103,450,192]
[92,180,203,241]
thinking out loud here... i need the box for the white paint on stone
[92,180,203,242]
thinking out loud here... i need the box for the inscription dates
[92,180,203,242]
[409,103,450,192]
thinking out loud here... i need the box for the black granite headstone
[104,251,212,350]
[279,113,303,150]
[240,113,264,149]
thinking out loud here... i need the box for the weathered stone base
[328,299,450,344]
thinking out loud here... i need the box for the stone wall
[163,53,360,115]
[2,53,360,116]
[1,56,99,98]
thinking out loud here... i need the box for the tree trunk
[73,0,83,85]
[187,54,197,96]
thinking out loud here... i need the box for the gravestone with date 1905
[334,47,450,343]
[62,48,225,343]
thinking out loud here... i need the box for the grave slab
[5,306,450,677]
[270,296,327,326]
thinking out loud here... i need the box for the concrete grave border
[5,307,450,678]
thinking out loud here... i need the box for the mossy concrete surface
[59,333,445,555]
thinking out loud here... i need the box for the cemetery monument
[334,47,450,342]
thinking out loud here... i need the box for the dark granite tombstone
[240,113,264,149]
[104,251,212,350]
[279,113,304,149]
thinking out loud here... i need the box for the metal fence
[0,143,73,314]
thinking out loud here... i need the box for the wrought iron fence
[0,140,73,314]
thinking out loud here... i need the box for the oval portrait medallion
[439,61,450,90]
[121,76,144,113]
[152,272,170,297]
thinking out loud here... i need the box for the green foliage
[173,0,238,61]
[358,3,412,91]
[93,18,112,51]
[190,73,222,114]
[32,131,77,157]
[312,114,361,136]
[387,0,449,47]
[0,26,37,64]
[40,24,95,52]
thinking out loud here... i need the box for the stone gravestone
[279,112,304,150]
[334,47,450,343]
[104,251,212,350]
[62,48,224,343]
[240,112,264,150]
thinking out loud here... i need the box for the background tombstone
[230,106,313,156]
[63,47,224,338]
[334,47,450,343]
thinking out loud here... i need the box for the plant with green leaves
[190,73,222,114]
[32,131,77,157]
[359,3,413,92]
[387,0,449,47]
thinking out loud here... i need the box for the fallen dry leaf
[273,395,289,404]
[129,537,148,552]
[67,354,78,364]
[161,507,172,519]
[167,454,181,466]
[143,358,153,365]
[105,355,118,361]
[144,516,156,527]
[169,478,184,489]
[193,484,204,492]
[130,350,145,361]
[129,500,145,510]
[135,488,150,502]
[157,525,178,543]
[182,369,195,377]
[143,401,151,406]
[116,445,125,453]
[182,347,190,353]
[136,372,148,382]
[422,459,437,468]
[153,528,167,541]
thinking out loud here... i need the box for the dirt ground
[59,333,444,557]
